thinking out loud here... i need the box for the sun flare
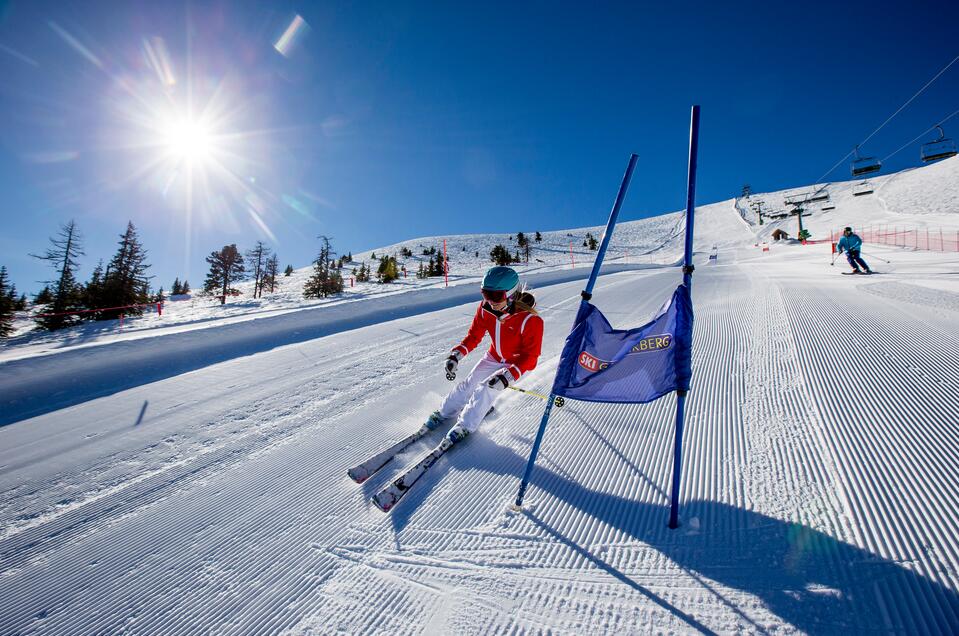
[162,118,214,163]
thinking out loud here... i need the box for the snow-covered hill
[5,156,956,359]
[1,156,958,634]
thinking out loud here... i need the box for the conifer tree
[4,276,22,315]
[517,232,530,262]
[182,280,191,294]
[101,222,152,319]
[377,255,399,283]
[31,220,84,330]
[83,260,106,319]
[171,277,183,296]
[535,231,542,242]
[490,244,511,266]
[284,264,293,277]
[304,236,343,298]
[204,244,245,304]
[34,286,53,305]
[0,266,15,338]
[355,262,370,283]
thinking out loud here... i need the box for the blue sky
[0,0,956,294]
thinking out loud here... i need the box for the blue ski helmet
[481,266,519,295]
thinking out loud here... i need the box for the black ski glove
[487,373,510,391]
[445,352,461,381]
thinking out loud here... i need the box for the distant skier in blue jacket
[837,227,871,274]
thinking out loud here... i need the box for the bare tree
[31,219,84,330]
[245,241,271,299]
[263,254,280,294]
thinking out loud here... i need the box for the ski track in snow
[2,252,959,634]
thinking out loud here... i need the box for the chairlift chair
[853,181,874,197]
[850,145,881,177]
[808,188,830,202]
[920,125,958,163]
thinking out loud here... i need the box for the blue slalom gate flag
[552,284,693,404]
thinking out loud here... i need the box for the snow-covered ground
[1,157,958,634]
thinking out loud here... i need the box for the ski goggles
[481,288,510,303]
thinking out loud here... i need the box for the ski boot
[416,410,445,436]
[446,424,470,445]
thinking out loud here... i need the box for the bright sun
[162,118,213,162]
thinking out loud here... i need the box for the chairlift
[850,145,881,177]
[853,181,874,197]
[920,125,957,163]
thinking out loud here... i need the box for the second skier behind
[430,266,544,445]
[836,226,872,274]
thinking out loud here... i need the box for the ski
[347,416,444,483]
[371,406,494,512]
[371,435,461,512]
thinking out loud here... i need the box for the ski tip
[347,468,368,484]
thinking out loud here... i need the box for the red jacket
[452,302,544,382]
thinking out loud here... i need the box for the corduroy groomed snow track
[2,252,959,634]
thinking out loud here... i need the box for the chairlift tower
[785,201,809,238]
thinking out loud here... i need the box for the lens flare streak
[273,15,310,58]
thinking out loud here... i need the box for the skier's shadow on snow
[388,434,959,633]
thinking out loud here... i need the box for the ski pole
[508,385,565,407]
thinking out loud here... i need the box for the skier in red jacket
[432,266,544,443]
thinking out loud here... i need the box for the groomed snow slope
[2,240,959,634]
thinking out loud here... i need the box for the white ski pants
[439,353,509,433]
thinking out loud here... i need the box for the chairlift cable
[882,108,959,162]
[858,53,959,149]
[812,52,959,183]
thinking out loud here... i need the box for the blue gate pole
[668,105,700,529]
[513,153,638,510]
